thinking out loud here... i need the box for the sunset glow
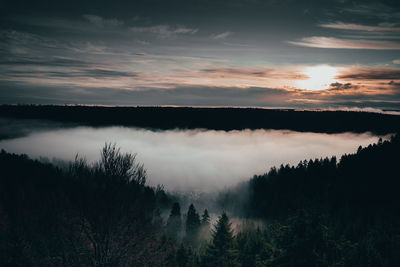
[0,0,399,109]
[297,65,339,91]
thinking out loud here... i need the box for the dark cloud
[130,25,198,39]
[82,14,124,27]
[341,1,400,21]
[83,69,138,78]
[200,67,307,80]
[0,56,90,67]
[388,80,400,86]
[5,69,139,79]
[338,67,400,80]
[329,82,355,91]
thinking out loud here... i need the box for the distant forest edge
[1,105,400,134]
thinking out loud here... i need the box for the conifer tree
[201,209,210,226]
[167,202,182,242]
[203,212,237,266]
[176,242,189,267]
[177,241,198,267]
[186,204,201,244]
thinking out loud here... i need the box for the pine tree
[203,212,237,266]
[201,209,210,226]
[186,204,201,244]
[167,202,182,242]
[176,242,197,267]
[176,242,189,267]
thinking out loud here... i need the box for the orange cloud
[289,37,400,50]
[320,23,400,32]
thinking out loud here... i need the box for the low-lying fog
[0,124,386,192]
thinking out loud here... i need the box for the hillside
[219,134,400,266]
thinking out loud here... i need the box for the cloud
[342,3,400,21]
[83,14,124,27]
[30,69,140,79]
[83,69,138,78]
[0,30,116,57]
[288,37,400,50]
[212,31,233,40]
[329,82,354,91]
[0,56,90,68]
[389,80,400,86]
[338,67,400,80]
[320,23,400,32]
[200,67,307,80]
[0,30,62,52]
[130,25,198,38]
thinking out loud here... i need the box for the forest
[1,105,400,135]
[1,130,399,266]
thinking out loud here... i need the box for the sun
[297,65,339,90]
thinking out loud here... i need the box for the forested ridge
[1,135,399,266]
[219,134,400,266]
[1,105,399,134]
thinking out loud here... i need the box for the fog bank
[0,126,385,192]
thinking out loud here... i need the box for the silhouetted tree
[69,143,158,266]
[201,209,210,226]
[203,212,237,266]
[186,204,201,245]
[176,242,197,267]
[167,202,182,242]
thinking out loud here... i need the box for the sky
[0,0,400,109]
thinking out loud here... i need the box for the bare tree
[68,143,162,266]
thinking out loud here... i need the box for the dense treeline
[246,135,400,219]
[219,134,400,266]
[1,105,400,134]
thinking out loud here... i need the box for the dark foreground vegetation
[1,134,400,266]
[0,144,175,266]
[1,105,400,134]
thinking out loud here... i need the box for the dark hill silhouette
[1,105,399,134]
